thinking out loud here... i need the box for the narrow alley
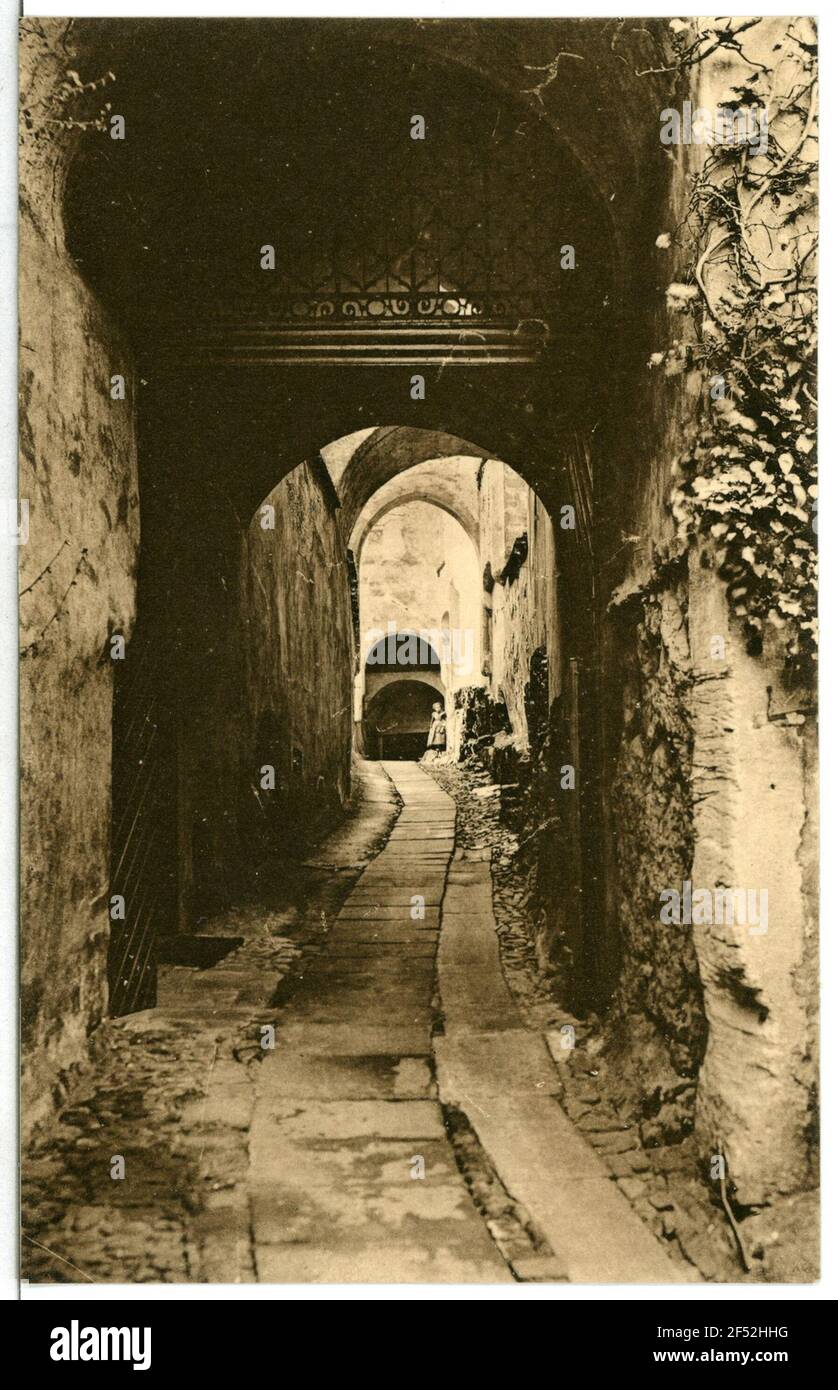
[26,758,705,1284]
[20,16,818,1289]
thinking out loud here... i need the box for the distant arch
[363,678,442,761]
[365,629,442,671]
[351,489,480,561]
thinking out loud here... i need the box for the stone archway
[363,678,444,761]
[19,12,630,1100]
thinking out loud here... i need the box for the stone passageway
[20,20,818,1286]
[248,762,686,1283]
[249,762,507,1282]
[23,758,695,1284]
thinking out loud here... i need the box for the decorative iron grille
[240,171,562,329]
[158,108,608,365]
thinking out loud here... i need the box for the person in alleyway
[424,702,447,761]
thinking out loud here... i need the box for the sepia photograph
[16,9,820,1299]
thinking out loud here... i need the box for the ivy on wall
[650,18,818,672]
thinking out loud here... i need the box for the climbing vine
[651,18,818,671]
[19,20,117,147]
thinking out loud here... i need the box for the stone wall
[490,495,560,748]
[163,459,354,915]
[600,568,706,1145]
[590,20,818,1200]
[687,555,818,1202]
[599,550,817,1199]
[20,28,140,1130]
[237,464,354,866]
[359,500,480,671]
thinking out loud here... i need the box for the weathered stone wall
[687,554,818,1201]
[20,25,140,1131]
[237,464,354,863]
[359,499,481,696]
[348,456,480,557]
[591,20,818,1199]
[477,459,529,585]
[359,501,479,666]
[161,457,354,914]
[601,568,706,1146]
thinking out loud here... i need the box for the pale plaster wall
[359,500,481,693]
[688,551,817,1201]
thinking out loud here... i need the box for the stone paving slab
[396,815,456,826]
[273,1023,432,1055]
[438,969,522,1031]
[329,913,441,929]
[303,956,436,977]
[322,941,438,958]
[356,866,448,877]
[443,1089,694,1283]
[316,964,436,985]
[280,1004,434,1029]
[348,888,445,904]
[337,905,441,922]
[245,762,514,1284]
[250,1178,506,1274]
[435,851,696,1285]
[383,829,451,837]
[254,1243,505,1284]
[376,837,451,846]
[438,917,503,968]
[264,1054,434,1101]
[254,1098,445,1141]
[251,1135,459,1188]
[251,1178,481,1242]
[375,839,453,850]
[443,891,495,915]
[355,879,448,890]
[294,1008,433,1031]
[330,917,441,939]
[369,850,453,861]
[327,924,440,942]
[285,990,434,1018]
[435,1030,560,1098]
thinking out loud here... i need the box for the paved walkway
[248,761,690,1284]
[250,762,510,1282]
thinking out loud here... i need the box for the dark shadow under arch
[364,678,442,761]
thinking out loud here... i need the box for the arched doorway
[364,679,442,761]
